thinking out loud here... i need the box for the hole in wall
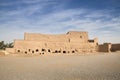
[36,49,39,52]
[25,51,27,54]
[42,49,45,51]
[80,36,82,38]
[63,51,66,53]
[18,50,20,52]
[48,49,51,52]
[55,50,58,53]
[72,51,75,53]
[32,51,34,53]
[58,51,61,53]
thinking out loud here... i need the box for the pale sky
[0,0,120,43]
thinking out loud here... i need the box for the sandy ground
[0,52,120,80]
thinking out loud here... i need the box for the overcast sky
[0,0,120,43]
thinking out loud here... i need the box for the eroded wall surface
[11,31,99,54]
[111,44,120,52]
[98,43,111,52]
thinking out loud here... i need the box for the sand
[0,52,120,80]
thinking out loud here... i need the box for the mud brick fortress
[6,31,120,54]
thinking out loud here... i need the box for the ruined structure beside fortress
[6,31,99,54]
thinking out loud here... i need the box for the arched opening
[72,51,75,53]
[36,49,39,52]
[28,49,30,52]
[32,51,34,53]
[25,51,27,54]
[58,51,61,53]
[48,49,51,52]
[17,50,20,52]
[80,36,82,38]
[42,48,45,52]
[63,51,66,53]
[55,50,58,53]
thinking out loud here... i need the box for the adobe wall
[67,31,88,43]
[5,48,15,53]
[111,44,120,52]
[24,31,89,43]
[6,31,120,54]
[24,33,68,42]
[14,40,69,54]
[98,43,111,52]
[0,50,10,56]
[10,31,99,54]
[14,41,97,54]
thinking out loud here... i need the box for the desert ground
[0,52,120,80]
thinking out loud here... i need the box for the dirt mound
[0,51,5,56]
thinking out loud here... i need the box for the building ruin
[6,31,99,54]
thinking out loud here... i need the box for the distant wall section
[111,44,120,52]
[98,43,111,52]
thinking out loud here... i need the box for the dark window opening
[36,49,39,52]
[29,49,30,52]
[42,49,45,51]
[63,51,66,53]
[32,51,34,53]
[88,40,94,43]
[72,51,75,53]
[80,36,82,38]
[55,50,58,53]
[48,49,51,52]
[25,51,27,54]
[58,51,61,53]
[18,50,20,52]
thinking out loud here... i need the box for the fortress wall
[24,33,69,42]
[14,40,45,49]
[67,31,88,43]
[111,44,120,52]
[14,40,69,48]
[98,43,111,52]
[14,41,97,54]
[14,40,44,54]
[14,40,70,54]
[12,31,98,54]
[24,31,89,43]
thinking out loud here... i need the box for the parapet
[66,31,88,35]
